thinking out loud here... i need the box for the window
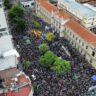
[31,3,34,6]
[37,4,38,8]
[76,37,77,40]
[92,51,95,57]
[90,59,92,63]
[65,28,66,31]
[25,5,29,7]
[91,22,93,25]
[82,42,84,46]
[0,33,2,37]
[73,34,74,38]
[0,28,6,32]
[79,40,81,43]
[86,46,88,49]
[0,4,2,7]
[81,49,82,53]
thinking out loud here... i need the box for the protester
[10,8,96,96]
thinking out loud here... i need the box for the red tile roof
[37,0,96,48]
[66,19,96,47]
[0,71,32,96]
[6,74,31,96]
[38,0,57,13]
[7,86,30,96]
[56,10,71,20]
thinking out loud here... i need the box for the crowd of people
[10,8,96,96]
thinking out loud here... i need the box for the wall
[0,55,16,71]
[0,35,13,52]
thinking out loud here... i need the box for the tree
[8,4,24,19]
[39,43,49,55]
[32,20,41,29]
[8,4,26,32]
[46,32,55,42]
[39,51,57,68]
[4,0,12,9]
[22,60,31,69]
[51,58,71,74]
[13,16,26,32]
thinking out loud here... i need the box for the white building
[0,1,33,96]
[58,0,96,29]
[19,0,35,8]
[0,3,20,71]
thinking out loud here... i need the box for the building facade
[36,0,96,68]
[58,0,96,29]
[0,1,33,96]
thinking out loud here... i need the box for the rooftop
[6,73,31,96]
[38,0,57,13]
[0,6,8,30]
[0,70,32,96]
[60,0,96,17]
[83,3,96,12]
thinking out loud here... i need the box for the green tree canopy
[22,60,31,69]
[46,32,55,42]
[39,43,49,55]
[4,0,12,9]
[8,4,24,19]
[51,58,71,74]
[39,51,57,68]
[32,20,41,29]
[13,16,26,32]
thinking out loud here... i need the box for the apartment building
[58,0,96,29]
[0,1,33,96]
[36,0,96,68]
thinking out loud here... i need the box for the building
[83,3,96,12]
[79,0,96,6]
[58,0,96,29]
[0,1,33,96]
[0,69,33,96]
[0,1,18,71]
[19,0,35,8]
[36,0,96,68]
